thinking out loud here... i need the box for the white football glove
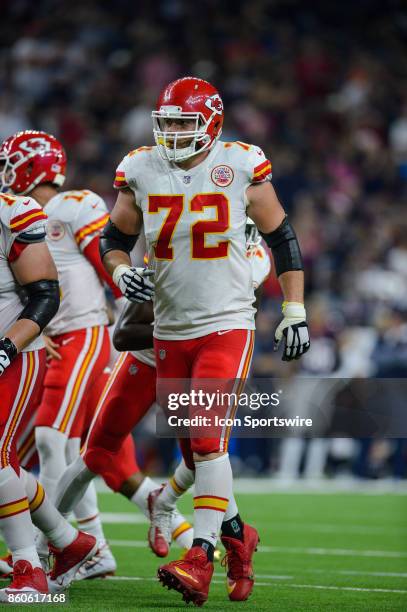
[113,264,154,303]
[274,302,310,361]
[0,338,18,376]
[0,350,11,376]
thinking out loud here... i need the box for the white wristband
[112,264,131,288]
[282,301,306,319]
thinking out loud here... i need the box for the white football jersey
[131,241,272,368]
[0,193,47,352]
[43,190,110,336]
[115,140,272,340]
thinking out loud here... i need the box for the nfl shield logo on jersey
[46,220,65,241]
[183,175,191,184]
[128,364,138,375]
[159,349,166,360]
[211,165,234,187]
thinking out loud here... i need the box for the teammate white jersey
[131,242,272,368]
[0,193,47,352]
[114,140,272,340]
[44,190,110,336]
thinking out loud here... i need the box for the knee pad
[84,446,124,492]
[65,437,81,464]
[35,426,66,462]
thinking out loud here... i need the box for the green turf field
[1,489,406,611]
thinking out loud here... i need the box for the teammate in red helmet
[0,130,120,578]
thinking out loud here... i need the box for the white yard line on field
[268,522,407,535]
[306,569,407,578]
[257,545,407,558]
[212,572,293,580]
[104,576,407,595]
[108,539,407,558]
[216,571,407,580]
[100,512,147,524]
[99,512,406,536]
[272,583,407,594]
[95,477,407,495]
[278,584,407,594]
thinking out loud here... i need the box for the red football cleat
[148,487,170,558]
[0,560,48,601]
[157,546,214,607]
[48,531,97,592]
[221,523,259,601]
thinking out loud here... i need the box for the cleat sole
[157,568,207,607]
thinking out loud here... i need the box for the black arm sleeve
[113,301,154,351]
[260,217,303,276]
[99,219,139,260]
[17,280,60,332]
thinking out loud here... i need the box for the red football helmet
[0,130,67,194]
[152,77,224,162]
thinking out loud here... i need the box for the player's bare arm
[113,301,154,351]
[100,188,154,303]
[247,181,310,360]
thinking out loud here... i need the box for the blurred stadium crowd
[1,0,406,479]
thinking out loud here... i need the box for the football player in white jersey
[0,130,121,578]
[115,223,272,579]
[0,191,98,598]
[100,76,310,605]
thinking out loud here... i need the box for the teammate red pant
[18,358,112,471]
[36,326,110,438]
[154,329,255,458]
[0,349,46,473]
[82,352,155,491]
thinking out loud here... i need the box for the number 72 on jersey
[148,193,230,261]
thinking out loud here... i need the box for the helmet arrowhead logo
[19,137,51,153]
[205,94,223,115]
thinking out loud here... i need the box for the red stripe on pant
[36,327,110,438]
[0,350,46,472]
